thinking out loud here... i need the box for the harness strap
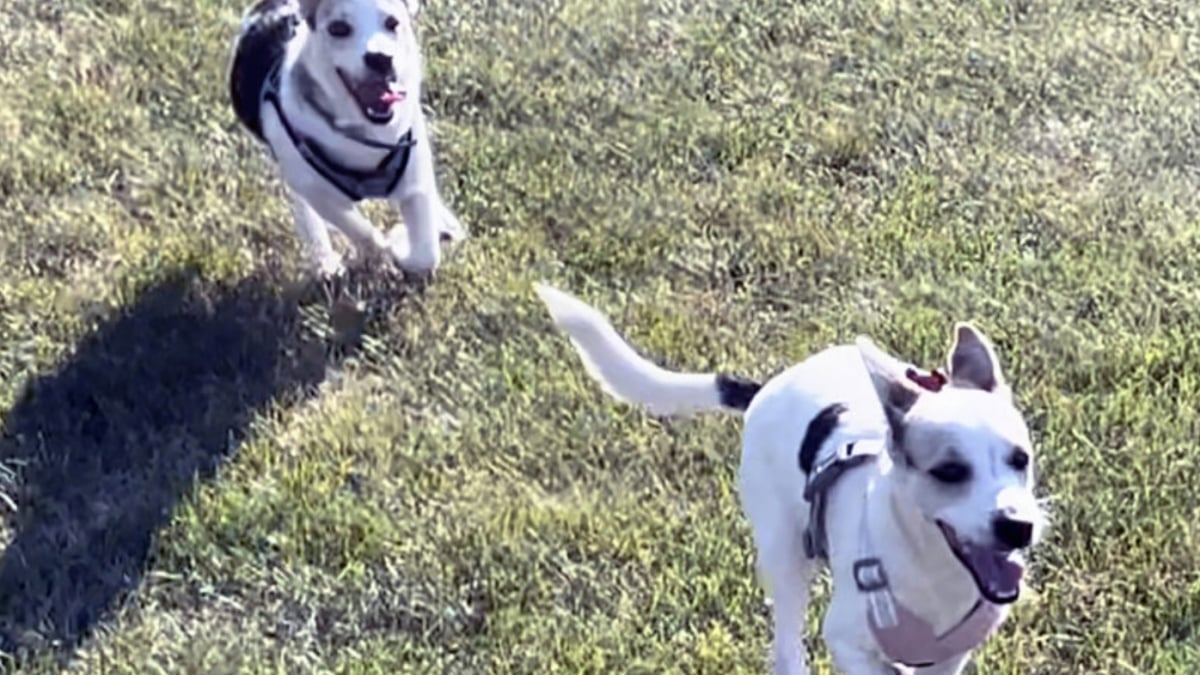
[261,63,415,203]
[856,501,912,660]
[801,441,882,560]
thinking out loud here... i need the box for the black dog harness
[228,2,416,203]
[260,63,416,203]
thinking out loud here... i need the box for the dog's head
[298,0,422,126]
[857,323,1045,606]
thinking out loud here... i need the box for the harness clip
[853,557,890,592]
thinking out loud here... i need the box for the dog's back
[738,344,888,534]
[229,0,303,142]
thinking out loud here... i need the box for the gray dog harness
[798,387,1002,667]
[802,440,881,560]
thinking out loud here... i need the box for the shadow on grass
[0,266,387,665]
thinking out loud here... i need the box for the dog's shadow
[0,266,409,663]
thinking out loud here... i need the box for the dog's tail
[534,283,762,416]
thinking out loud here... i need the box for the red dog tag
[905,367,947,392]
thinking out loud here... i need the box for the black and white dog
[536,283,1047,674]
[229,0,465,279]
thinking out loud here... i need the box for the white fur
[249,0,464,278]
[534,284,725,416]
[536,283,1047,675]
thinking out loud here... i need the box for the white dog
[229,0,466,279]
[535,283,1046,675]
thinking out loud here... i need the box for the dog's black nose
[991,514,1034,550]
[363,52,393,75]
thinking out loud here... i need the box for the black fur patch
[715,373,761,411]
[229,0,302,142]
[798,402,847,473]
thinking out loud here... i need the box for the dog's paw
[397,253,439,279]
[387,231,440,278]
[438,208,468,243]
[345,245,387,272]
[313,252,347,280]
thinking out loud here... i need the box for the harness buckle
[853,557,890,592]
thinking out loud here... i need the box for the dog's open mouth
[937,521,1024,605]
[336,69,406,125]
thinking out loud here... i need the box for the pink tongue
[380,90,405,104]
[969,548,1024,600]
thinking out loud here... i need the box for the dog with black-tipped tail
[535,283,1046,675]
[229,0,466,280]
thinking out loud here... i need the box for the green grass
[1,0,1199,672]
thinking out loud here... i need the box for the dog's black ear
[855,336,922,449]
[946,322,1007,393]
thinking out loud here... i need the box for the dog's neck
[868,474,986,635]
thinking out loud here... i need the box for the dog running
[229,0,465,279]
[535,283,1047,675]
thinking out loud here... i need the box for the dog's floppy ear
[946,322,1007,393]
[855,336,923,449]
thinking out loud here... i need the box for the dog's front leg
[823,612,900,675]
[390,191,441,276]
[305,198,391,267]
[913,653,970,675]
[289,192,345,278]
[265,111,390,268]
[402,116,467,245]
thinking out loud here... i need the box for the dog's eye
[384,15,400,31]
[1009,448,1030,471]
[928,461,972,484]
[327,20,352,37]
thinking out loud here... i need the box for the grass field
[1,0,1199,672]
